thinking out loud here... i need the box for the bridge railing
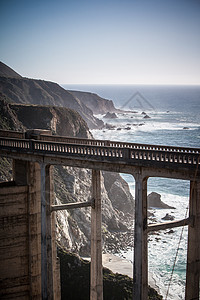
[0,136,199,168]
[1,129,198,155]
[40,134,200,154]
[0,129,25,139]
[0,137,30,149]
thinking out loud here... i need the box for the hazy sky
[0,0,200,85]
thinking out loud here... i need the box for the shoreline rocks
[148,192,176,209]
[103,112,118,119]
[161,213,175,221]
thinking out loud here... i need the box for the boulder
[143,114,151,119]
[105,123,115,130]
[103,172,134,215]
[103,112,118,119]
[147,192,175,209]
[162,213,175,221]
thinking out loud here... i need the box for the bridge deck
[0,130,200,179]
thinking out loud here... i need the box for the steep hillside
[0,96,24,131]
[70,90,118,114]
[58,249,163,300]
[0,99,134,254]
[10,103,91,138]
[0,61,22,78]
[0,62,119,129]
[0,76,103,129]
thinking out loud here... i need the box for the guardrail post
[90,170,103,300]
[185,180,200,300]
[133,174,148,300]
[123,148,130,160]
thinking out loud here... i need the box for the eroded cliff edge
[0,96,134,255]
[0,61,119,129]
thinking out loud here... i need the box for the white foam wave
[93,109,199,299]
[93,113,200,140]
[117,187,189,300]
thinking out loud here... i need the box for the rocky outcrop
[0,62,22,78]
[10,103,92,138]
[103,172,134,215]
[0,96,24,131]
[144,114,151,119]
[148,192,175,209]
[54,166,134,255]
[70,90,118,115]
[0,76,103,129]
[103,112,118,119]
[0,98,134,255]
[161,213,175,221]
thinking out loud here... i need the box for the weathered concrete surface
[0,185,30,299]
[0,160,60,299]
[185,180,200,300]
[90,170,103,300]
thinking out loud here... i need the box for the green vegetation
[58,248,163,300]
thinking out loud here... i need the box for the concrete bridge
[0,129,199,300]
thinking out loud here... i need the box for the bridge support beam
[41,164,55,300]
[185,180,200,300]
[90,170,103,300]
[133,175,148,300]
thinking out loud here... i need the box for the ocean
[63,84,200,299]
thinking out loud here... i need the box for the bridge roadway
[0,129,200,300]
[0,129,199,180]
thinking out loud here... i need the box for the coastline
[102,253,161,294]
[82,253,161,295]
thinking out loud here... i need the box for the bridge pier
[41,164,55,300]
[90,170,103,300]
[133,174,148,300]
[40,163,60,300]
[185,180,200,300]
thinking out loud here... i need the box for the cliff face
[10,103,92,138]
[0,97,24,131]
[0,62,22,78]
[0,76,103,129]
[0,98,134,255]
[70,90,118,114]
[55,166,134,255]
[0,62,119,128]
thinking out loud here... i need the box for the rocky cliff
[70,90,118,114]
[55,166,134,255]
[0,97,134,255]
[0,62,119,129]
[0,76,103,129]
[0,62,22,78]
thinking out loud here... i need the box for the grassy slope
[58,248,163,300]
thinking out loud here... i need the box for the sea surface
[63,84,200,299]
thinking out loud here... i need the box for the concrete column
[27,161,42,298]
[133,174,148,300]
[185,180,200,300]
[41,164,48,300]
[90,170,103,300]
[40,164,54,300]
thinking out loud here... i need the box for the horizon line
[60,82,200,86]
